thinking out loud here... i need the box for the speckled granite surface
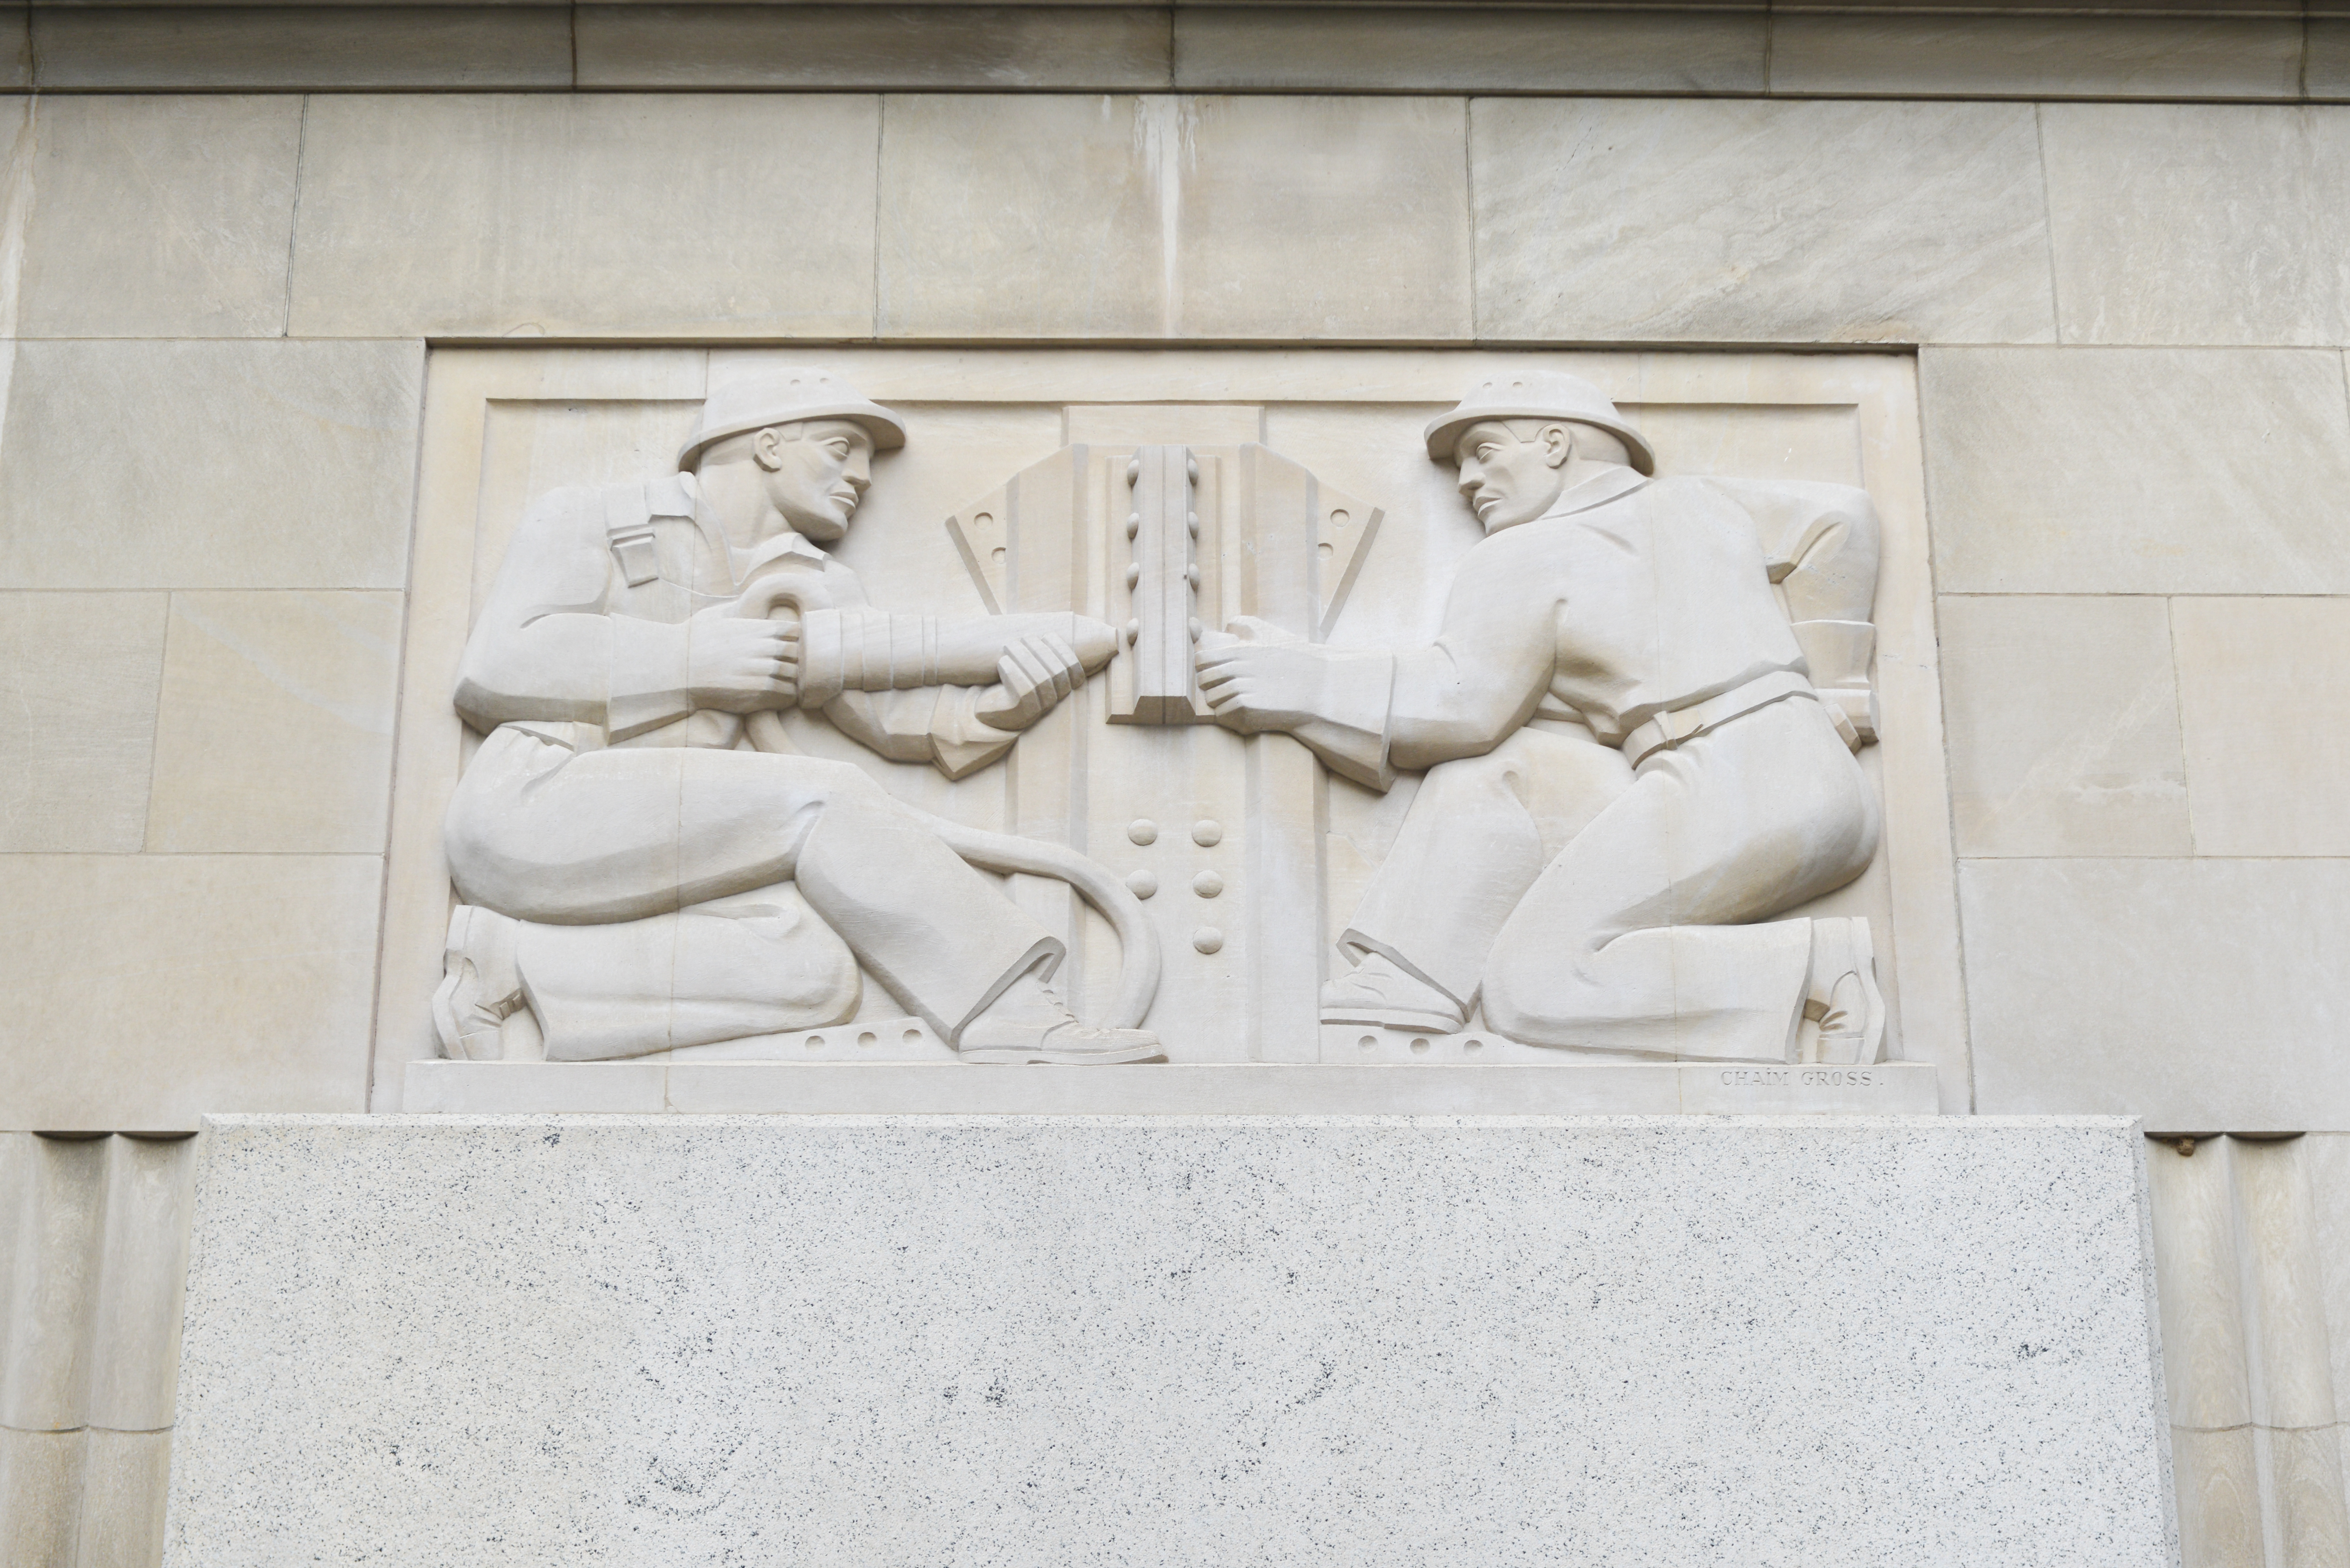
[164,1116,2176,1567]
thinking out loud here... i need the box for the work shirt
[1305,469,1863,787]
[453,472,1014,778]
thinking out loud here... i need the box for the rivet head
[1125,512,1141,540]
[1186,457,1199,484]
[1128,819,1158,846]
[1192,927,1224,955]
[1185,565,1200,590]
[1188,618,1203,642]
[1192,871,1223,898]
[1126,458,1141,484]
[1126,870,1158,899]
[1126,562,1141,589]
[1192,819,1223,847]
[1124,620,1140,645]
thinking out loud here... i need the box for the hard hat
[1422,371,1655,475]
[676,370,907,472]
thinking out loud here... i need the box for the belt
[1619,670,1816,767]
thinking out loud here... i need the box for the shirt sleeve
[820,687,1016,781]
[451,487,699,741]
[1382,534,1564,772]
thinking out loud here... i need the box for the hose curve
[742,710,1160,1029]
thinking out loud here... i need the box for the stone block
[0,855,383,1132]
[165,1115,2175,1567]
[0,339,424,591]
[2173,597,2350,857]
[85,1135,197,1432]
[1937,595,2189,857]
[2042,105,2350,347]
[1768,13,2303,99]
[145,591,402,855]
[577,4,1171,88]
[288,95,878,338]
[2145,1136,2253,1430]
[1175,96,1471,341]
[2303,1132,2350,1425]
[1922,347,2350,594]
[2168,1424,2265,1568]
[876,94,1168,338]
[0,1426,83,1568]
[1173,5,1766,93]
[17,95,299,338]
[76,1429,172,1568]
[0,1133,107,1430]
[0,593,167,855]
[1472,100,2055,345]
[1961,858,2350,1128]
[30,5,570,90]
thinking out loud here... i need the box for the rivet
[1126,458,1141,484]
[1126,512,1140,540]
[1192,819,1222,847]
[1126,562,1141,589]
[1125,620,1140,645]
[1192,927,1224,955]
[1192,871,1223,898]
[1128,819,1158,846]
[1126,870,1159,899]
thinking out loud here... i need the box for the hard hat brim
[676,401,908,472]
[1424,406,1656,476]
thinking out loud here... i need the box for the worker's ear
[752,425,793,472]
[1538,423,1574,469]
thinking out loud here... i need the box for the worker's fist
[1196,617,1327,734]
[976,632,1089,732]
[684,604,800,712]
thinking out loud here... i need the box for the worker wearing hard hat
[436,371,1157,1066]
[1197,371,1887,1063]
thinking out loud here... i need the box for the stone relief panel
[374,350,1963,1106]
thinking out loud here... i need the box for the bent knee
[1480,933,1607,1042]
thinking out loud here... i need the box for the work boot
[1320,952,1467,1033]
[433,905,525,1061]
[956,974,1162,1064]
[1803,917,1886,1065]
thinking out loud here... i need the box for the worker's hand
[976,632,1089,732]
[684,603,799,712]
[1196,619,1328,734]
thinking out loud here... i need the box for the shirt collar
[677,471,831,583]
[1537,465,1649,522]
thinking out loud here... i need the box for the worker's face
[1452,421,1570,533]
[756,419,875,544]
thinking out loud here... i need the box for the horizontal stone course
[3,7,2348,100]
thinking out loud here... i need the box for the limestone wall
[4,8,2350,1562]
